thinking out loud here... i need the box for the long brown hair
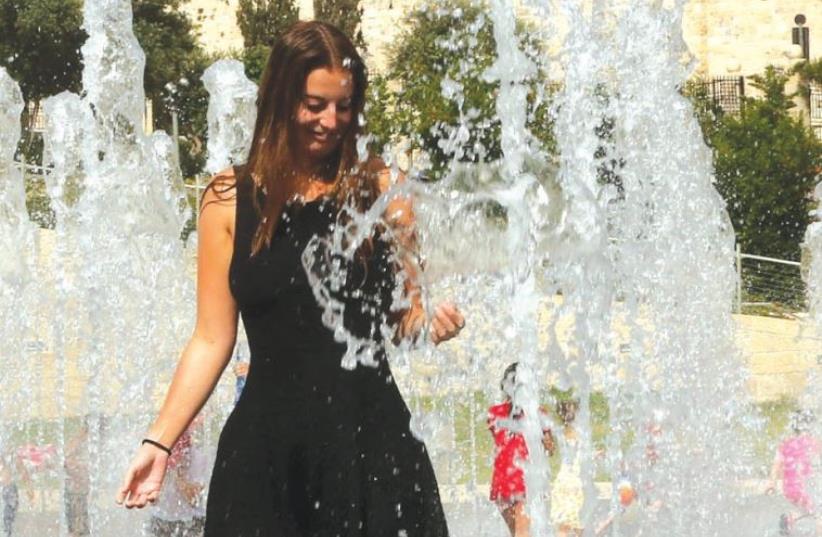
[244,20,379,255]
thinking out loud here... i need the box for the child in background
[550,398,584,537]
[594,412,666,536]
[64,418,91,537]
[767,409,821,535]
[488,363,555,537]
[0,443,33,537]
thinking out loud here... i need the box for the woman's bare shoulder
[203,168,239,203]
[200,168,240,234]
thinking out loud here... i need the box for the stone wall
[738,314,821,402]
[683,0,821,79]
[183,0,822,76]
[182,0,315,54]
[183,0,244,53]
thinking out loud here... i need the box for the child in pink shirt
[768,409,821,531]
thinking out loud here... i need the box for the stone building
[684,0,822,135]
[184,1,822,70]
[183,0,822,133]
[183,0,424,71]
[684,0,820,77]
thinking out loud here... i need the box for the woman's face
[294,67,354,163]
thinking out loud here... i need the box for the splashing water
[0,0,794,535]
[360,0,754,535]
[806,181,822,334]
[0,69,31,286]
[202,59,258,175]
[2,0,196,533]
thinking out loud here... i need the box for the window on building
[702,76,745,115]
[810,83,822,141]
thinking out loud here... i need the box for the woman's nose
[320,107,338,130]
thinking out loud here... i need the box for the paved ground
[443,494,804,537]
[8,491,818,536]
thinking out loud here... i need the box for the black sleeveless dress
[204,174,449,537]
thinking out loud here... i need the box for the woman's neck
[290,173,335,200]
[296,164,334,182]
[293,150,339,181]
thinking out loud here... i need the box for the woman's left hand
[430,302,464,345]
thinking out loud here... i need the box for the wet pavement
[7,485,817,536]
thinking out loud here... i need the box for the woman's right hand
[115,443,169,508]
[429,302,464,345]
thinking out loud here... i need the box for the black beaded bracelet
[141,438,172,456]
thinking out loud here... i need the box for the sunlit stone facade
[183,0,822,74]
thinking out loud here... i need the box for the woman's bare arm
[144,175,239,448]
[376,166,463,345]
[116,172,238,508]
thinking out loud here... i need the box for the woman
[116,21,464,536]
[488,363,555,537]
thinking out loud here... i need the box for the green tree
[158,51,213,179]
[363,74,394,154]
[236,0,298,86]
[241,44,271,83]
[708,67,822,261]
[682,78,724,145]
[793,57,822,88]
[132,0,210,178]
[0,0,86,103]
[133,0,201,104]
[313,0,363,47]
[237,0,298,48]
[0,0,86,143]
[370,2,554,177]
[0,0,208,174]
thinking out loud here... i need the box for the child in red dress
[488,363,555,537]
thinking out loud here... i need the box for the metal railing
[810,83,822,141]
[703,76,746,115]
[16,161,813,316]
[735,245,805,314]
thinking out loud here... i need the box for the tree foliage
[132,0,210,177]
[793,57,822,88]
[133,0,202,102]
[700,67,822,261]
[682,78,724,145]
[241,44,271,84]
[0,0,204,115]
[0,0,86,141]
[0,0,210,177]
[0,0,86,104]
[158,51,214,179]
[237,0,298,49]
[313,0,363,47]
[369,2,554,177]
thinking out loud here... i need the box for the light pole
[793,14,810,61]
